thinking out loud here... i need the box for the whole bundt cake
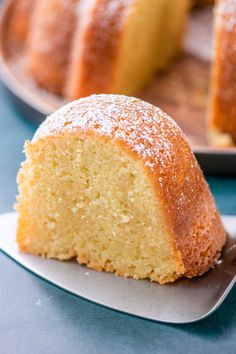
[5,0,236,146]
[5,0,190,99]
[16,94,226,284]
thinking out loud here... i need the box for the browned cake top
[34,94,186,176]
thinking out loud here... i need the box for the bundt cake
[5,0,190,99]
[5,0,236,146]
[16,94,226,284]
[210,0,236,146]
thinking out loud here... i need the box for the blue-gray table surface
[0,84,236,354]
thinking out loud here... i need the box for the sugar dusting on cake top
[33,94,212,254]
[33,94,196,179]
[217,0,236,32]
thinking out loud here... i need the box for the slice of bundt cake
[16,94,226,284]
[210,0,236,146]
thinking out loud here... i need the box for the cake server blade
[0,212,236,324]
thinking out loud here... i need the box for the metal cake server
[0,212,236,324]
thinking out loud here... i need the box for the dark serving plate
[1,0,236,175]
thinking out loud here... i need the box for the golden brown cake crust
[26,0,78,95]
[66,0,132,99]
[34,94,226,278]
[210,0,236,143]
[5,0,34,53]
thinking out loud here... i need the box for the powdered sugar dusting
[33,94,194,178]
[217,0,236,31]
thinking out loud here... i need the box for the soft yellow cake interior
[113,0,190,95]
[17,136,184,284]
[113,0,165,95]
[156,0,190,70]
